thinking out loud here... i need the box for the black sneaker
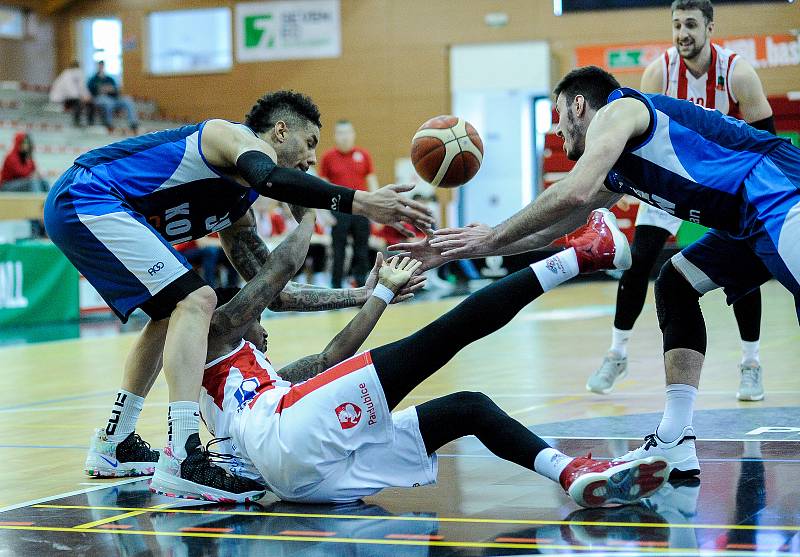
[85,429,159,477]
[149,433,266,503]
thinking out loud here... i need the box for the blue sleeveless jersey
[59,121,260,244]
[604,88,787,234]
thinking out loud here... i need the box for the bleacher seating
[0,83,188,183]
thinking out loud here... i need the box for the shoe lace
[130,433,152,451]
[597,358,622,381]
[740,365,760,386]
[643,433,659,451]
[200,436,239,466]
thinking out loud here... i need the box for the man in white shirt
[49,61,93,128]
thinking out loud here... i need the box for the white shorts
[241,351,438,503]
[635,203,683,235]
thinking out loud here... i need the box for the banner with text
[576,34,800,73]
[236,0,341,62]
[0,241,79,327]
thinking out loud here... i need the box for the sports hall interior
[0,1,799,555]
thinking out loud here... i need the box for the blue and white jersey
[603,88,787,234]
[65,121,260,244]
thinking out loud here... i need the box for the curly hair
[244,90,322,133]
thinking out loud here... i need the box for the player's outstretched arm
[427,98,647,259]
[210,209,316,344]
[276,256,421,383]
[201,119,434,230]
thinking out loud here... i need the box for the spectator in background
[1,132,48,192]
[87,61,139,133]
[49,61,93,128]
[319,120,378,288]
[175,236,238,289]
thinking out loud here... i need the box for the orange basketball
[411,116,483,188]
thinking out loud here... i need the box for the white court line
[536,435,800,442]
[0,477,146,514]
[407,391,800,398]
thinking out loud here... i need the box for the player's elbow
[568,186,595,207]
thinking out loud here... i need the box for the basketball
[411,116,483,188]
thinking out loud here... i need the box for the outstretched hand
[428,222,495,258]
[379,255,423,293]
[387,235,447,272]
[365,252,426,303]
[355,184,435,233]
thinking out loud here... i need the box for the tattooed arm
[221,210,370,311]
[210,211,314,350]
[277,256,420,383]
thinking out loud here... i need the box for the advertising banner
[236,0,341,62]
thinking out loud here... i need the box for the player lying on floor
[151,205,669,507]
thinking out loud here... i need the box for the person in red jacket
[1,132,47,192]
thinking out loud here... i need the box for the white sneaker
[586,353,628,394]
[737,362,764,401]
[85,429,159,477]
[619,426,700,479]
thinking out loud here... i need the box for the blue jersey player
[44,90,433,502]
[397,66,799,479]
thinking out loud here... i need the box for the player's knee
[176,285,217,316]
[451,391,497,415]
[654,262,706,354]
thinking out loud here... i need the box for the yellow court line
[31,504,800,532]
[72,503,171,530]
[0,524,796,556]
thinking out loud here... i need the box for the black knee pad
[655,261,707,354]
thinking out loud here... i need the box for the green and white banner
[236,0,341,63]
[0,241,79,327]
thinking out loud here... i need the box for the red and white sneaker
[559,454,669,508]
[565,209,631,273]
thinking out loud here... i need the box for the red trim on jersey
[202,342,277,410]
[663,51,670,95]
[275,351,374,414]
[677,55,688,101]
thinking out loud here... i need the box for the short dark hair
[553,66,621,111]
[245,90,322,134]
[214,287,241,308]
[671,0,714,24]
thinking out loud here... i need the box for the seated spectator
[1,132,48,192]
[87,61,139,133]
[49,61,94,128]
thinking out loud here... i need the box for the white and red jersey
[200,341,437,503]
[199,340,292,481]
[661,43,741,117]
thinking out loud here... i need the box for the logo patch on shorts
[147,262,165,276]
[335,403,362,429]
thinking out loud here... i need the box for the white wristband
[372,284,395,304]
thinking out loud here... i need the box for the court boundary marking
[25,503,800,533]
[0,477,142,514]
[0,523,796,556]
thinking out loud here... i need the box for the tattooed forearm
[277,354,329,383]
[268,282,368,312]
[220,209,271,281]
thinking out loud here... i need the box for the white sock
[609,327,632,358]
[530,248,580,293]
[105,389,144,442]
[168,401,200,458]
[533,448,574,483]
[656,384,698,443]
[741,340,760,365]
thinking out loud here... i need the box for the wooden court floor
[0,280,798,555]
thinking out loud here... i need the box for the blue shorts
[44,166,205,322]
[672,141,800,321]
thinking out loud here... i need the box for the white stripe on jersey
[156,131,219,192]
[663,43,740,115]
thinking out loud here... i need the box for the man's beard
[678,38,706,61]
